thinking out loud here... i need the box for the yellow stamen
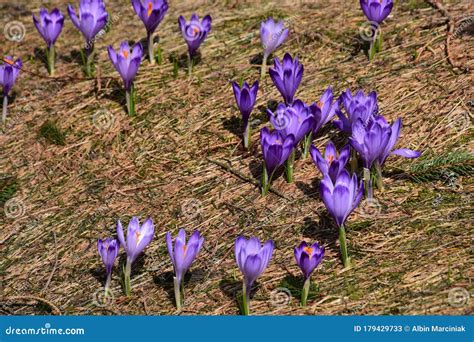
[135,231,141,245]
[147,3,153,17]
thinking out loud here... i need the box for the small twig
[425,0,469,72]
[3,296,61,315]
[42,230,59,293]
[207,158,290,199]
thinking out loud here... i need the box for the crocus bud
[269,53,303,105]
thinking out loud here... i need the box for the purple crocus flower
[131,0,168,64]
[310,141,350,182]
[260,18,288,59]
[232,80,259,148]
[294,241,324,305]
[294,241,325,280]
[260,127,295,176]
[108,41,143,115]
[360,0,393,24]
[166,229,204,309]
[350,117,391,169]
[33,8,64,48]
[0,56,22,124]
[117,216,154,295]
[178,13,212,57]
[310,86,338,135]
[269,53,303,105]
[376,116,421,165]
[108,41,143,92]
[334,89,378,134]
[267,100,314,145]
[68,0,108,43]
[235,236,274,315]
[320,170,363,267]
[97,237,120,292]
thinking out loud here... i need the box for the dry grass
[0,0,473,315]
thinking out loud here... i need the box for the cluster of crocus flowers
[294,241,324,306]
[97,237,120,295]
[116,217,154,295]
[108,41,143,116]
[178,13,212,77]
[68,0,108,77]
[235,236,274,315]
[260,18,288,79]
[166,229,204,309]
[360,0,394,60]
[132,0,169,64]
[33,8,64,75]
[0,57,22,124]
[232,80,259,149]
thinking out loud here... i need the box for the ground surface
[0,0,473,315]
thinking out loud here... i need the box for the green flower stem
[260,54,268,80]
[301,277,310,306]
[350,149,358,174]
[285,149,296,183]
[85,45,94,77]
[243,121,251,149]
[148,32,155,65]
[173,276,182,310]
[104,272,112,296]
[261,164,277,196]
[375,161,384,192]
[2,95,8,125]
[125,84,136,116]
[302,132,312,159]
[47,45,55,76]
[339,224,351,268]
[124,259,132,296]
[242,281,250,315]
[363,167,373,200]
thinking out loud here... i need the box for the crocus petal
[391,148,421,158]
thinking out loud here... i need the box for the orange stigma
[327,155,335,165]
[317,101,324,109]
[183,245,187,256]
[122,50,129,58]
[147,3,153,17]
[192,27,200,36]
[135,231,141,245]
[3,57,13,65]
[304,246,314,258]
